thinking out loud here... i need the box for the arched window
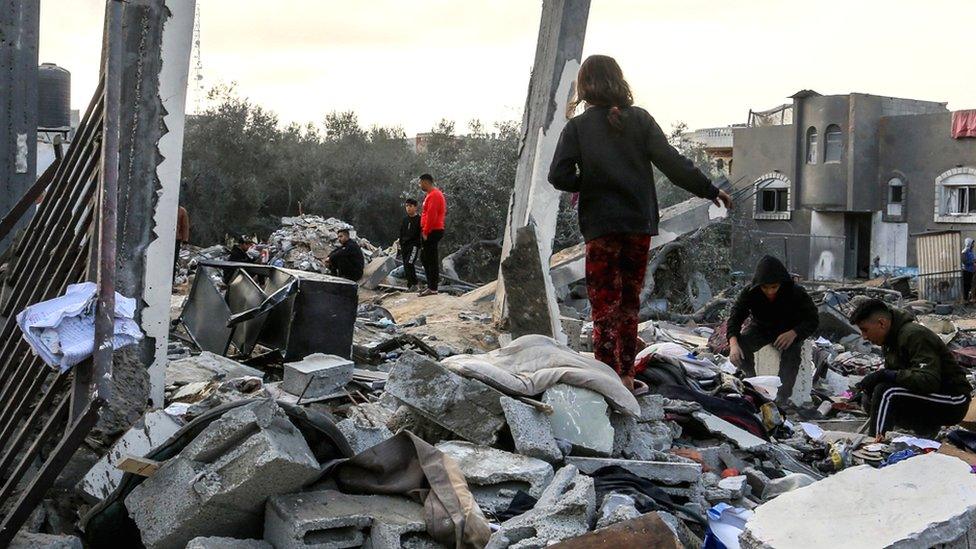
[753,173,791,220]
[887,177,904,217]
[936,168,976,222]
[805,127,818,164]
[824,124,843,163]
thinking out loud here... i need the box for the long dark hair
[571,55,634,130]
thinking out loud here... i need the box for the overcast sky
[39,0,976,136]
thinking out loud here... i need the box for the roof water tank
[38,63,71,129]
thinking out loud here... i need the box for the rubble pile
[267,215,383,272]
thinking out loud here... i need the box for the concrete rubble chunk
[336,417,394,455]
[743,467,771,497]
[611,415,673,460]
[637,394,666,421]
[595,494,640,529]
[385,351,507,446]
[166,351,264,386]
[435,441,554,515]
[543,384,614,457]
[654,511,703,549]
[360,255,397,290]
[565,457,702,485]
[125,400,320,549]
[8,532,83,549]
[753,341,814,406]
[487,465,596,549]
[761,473,815,500]
[282,353,354,399]
[264,489,444,549]
[718,475,748,500]
[692,412,768,450]
[185,537,272,549]
[78,409,181,501]
[741,453,976,549]
[500,396,563,463]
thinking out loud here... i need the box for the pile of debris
[268,215,384,272]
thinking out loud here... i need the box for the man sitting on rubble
[325,228,365,282]
[851,299,972,437]
[727,255,819,408]
[399,198,423,291]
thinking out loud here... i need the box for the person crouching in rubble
[547,54,733,394]
[851,299,972,437]
[727,255,819,408]
[325,228,365,282]
[223,235,259,283]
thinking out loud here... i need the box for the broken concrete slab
[718,475,748,500]
[337,417,394,455]
[565,457,702,485]
[543,384,614,457]
[78,409,182,501]
[124,400,320,549]
[611,415,673,460]
[761,473,816,500]
[282,353,354,399]
[166,351,264,386]
[501,224,564,342]
[435,441,554,515]
[264,490,442,549]
[185,537,271,549]
[487,465,596,549]
[753,341,814,406]
[500,396,563,463]
[385,351,507,446]
[595,494,640,529]
[361,255,397,290]
[741,453,976,548]
[8,532,82,549]
[692,412,768,451]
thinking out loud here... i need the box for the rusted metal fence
[0,2,123,544]
[916,230,963,303]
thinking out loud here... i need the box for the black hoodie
[727,255,819,341]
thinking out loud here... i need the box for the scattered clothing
[420,229,444,292]
[585,232,651,377]
[590,465,706,525]
[327,239,365,282]
[654,384,769,440]
[548,105,719,242]
[400,213,422,287]
[947,429,976,454]
[952,110,976,139]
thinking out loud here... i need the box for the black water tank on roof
[38,63,71,129]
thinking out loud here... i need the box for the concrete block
[336,417,393,455]
[79,410,181,501]
[611,415,673,460]
[499,396,563,463]
[185,537,271,549]
[264,490,443,549]
[560,317,584,352]
[743,467,771,498]
[718,475,748,499]
[565,457,701,485]
[360,255,397,290]
[166,351,265,386]
[487,465,596,549]
[8,532,82,549]
[753,341,814,406]
[693,412,768,451]
[125,400,320,549]
[543,384,614,457]
[761,473,815,499]
[435,441,554,515]
[385,352,506,446]
[741,453,976,548]
[595,494,640,529]
[282,354,354,399]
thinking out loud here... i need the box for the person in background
[962,238,975,302]
[174,205,190,278]
[419,173,446,296]
[224,234,258,283]
[548,54,732,394]
[325,228,365,282]
[399,198,423,291]
[726,255,819,407]
[851,299,972,437]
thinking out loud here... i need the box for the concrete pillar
[0,0,40,251]
[115,0,195,407]
[493,0,590,344]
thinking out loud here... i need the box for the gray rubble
[166,351,265,386]
[595,494,641,529]
[565,456,701,485]
[336,417,395,455]
[185,537,272,549]
[543,384,614,456]
[8,532,83,549]
[282,353,355,399]
[499,396,563,463]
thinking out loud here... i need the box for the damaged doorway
[845,213,872,279]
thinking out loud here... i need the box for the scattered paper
[706,502,754,549]
[16,282,143,372]
[799,422,826,441]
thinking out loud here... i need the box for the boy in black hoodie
[727,255,819,406]
[399,198,422,290]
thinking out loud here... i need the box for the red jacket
[421,187,446,236]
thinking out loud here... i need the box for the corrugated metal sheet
[916,230,962,303]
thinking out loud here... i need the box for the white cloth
[442,334,640,415]
[16,282,143,372]
[635,342,721,380]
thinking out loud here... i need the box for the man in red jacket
[419,173,446,296]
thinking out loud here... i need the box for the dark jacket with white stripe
[883,308,972,396]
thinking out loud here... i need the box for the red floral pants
[586,233,651,377]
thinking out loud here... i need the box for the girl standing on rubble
[548,55,733,394]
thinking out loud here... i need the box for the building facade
[731,91,976,280]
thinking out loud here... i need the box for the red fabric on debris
[952,110,976,139]
[953,347,976,368]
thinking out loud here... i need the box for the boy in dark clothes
[325,229,365,282]
[851,299,972,437]
[399,198,422,290]
[727,255,819,406]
